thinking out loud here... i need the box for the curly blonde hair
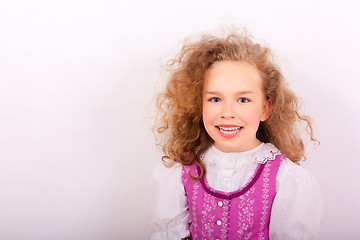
[155,30,318,180]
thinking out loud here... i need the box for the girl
[151,30,321,240]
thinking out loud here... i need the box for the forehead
[203,60,263,92]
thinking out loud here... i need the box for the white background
[1,0,359,239]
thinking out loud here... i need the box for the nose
[221,102,235,119]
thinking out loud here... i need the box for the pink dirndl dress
[182,153,285,240]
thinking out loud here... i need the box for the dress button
[216,220,222,226]
[218,201,223,207]
[223,177,229,183]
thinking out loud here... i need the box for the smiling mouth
[216,126,242,134]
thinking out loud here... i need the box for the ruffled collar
[201,143,281,170]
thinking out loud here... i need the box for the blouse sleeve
[269,158,322,240]
[150,162,190,240]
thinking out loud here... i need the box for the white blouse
[151,143,322,240]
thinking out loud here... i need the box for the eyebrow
[204,91,254,95]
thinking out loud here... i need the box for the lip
[216,124,242,139]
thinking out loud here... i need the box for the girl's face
[202,60,270,152]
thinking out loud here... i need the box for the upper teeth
[219,127,240,131]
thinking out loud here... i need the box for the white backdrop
[1,0,359,239]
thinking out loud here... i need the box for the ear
[260,99,272,122]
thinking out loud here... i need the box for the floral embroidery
[201,193,217,238]
[258,161,271,239]
[190,182,200,239]
[220,201,230,239]
[237,187,255,237]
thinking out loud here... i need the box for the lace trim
[253,143,281,164]
[202,143,281,166]
[200,154,254,174]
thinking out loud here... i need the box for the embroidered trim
[237,187,255,238]
[258,161,271,239]
[199,164,266,200]
[191,183,199,239]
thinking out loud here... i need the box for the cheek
[202,104,217,139]
[242,107,263,125]
[202,109,210,126]
[202,103,215,124]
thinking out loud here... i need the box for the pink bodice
[182,153,284,240]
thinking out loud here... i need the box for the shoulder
[152,161,184,190]
[278,157,319,184]
[276,157,321,200]
[260,143,320,191]
[153,161,182,175]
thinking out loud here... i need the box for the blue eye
[238,98,249,103]
[209,97,221,103]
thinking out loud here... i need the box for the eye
[238,98,249,103]
[209,97,221,103]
